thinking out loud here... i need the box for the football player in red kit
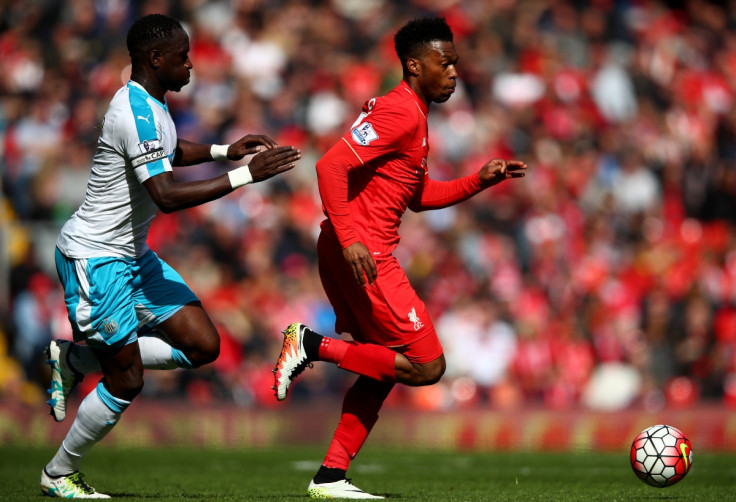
[273,16,527,499]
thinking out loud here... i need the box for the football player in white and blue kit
[40,14,301,498]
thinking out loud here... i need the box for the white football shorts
[55,247,199,349]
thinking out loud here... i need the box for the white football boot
[307,479,384,499]
[41,469,110,499]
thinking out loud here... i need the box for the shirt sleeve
[408,172,486,212]
[316,139,362,248]
[317,100,417,249]
[120,92,172,184]
[344,100,416,166]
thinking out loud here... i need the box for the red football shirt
[317,81,485,257]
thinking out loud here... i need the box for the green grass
[2,445,733,501]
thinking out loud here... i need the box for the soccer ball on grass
[630,424,692,487]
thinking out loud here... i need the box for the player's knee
[126,379,145,400]
[186,336,220,367]
[422,361,446,385]
[413,358,446,386]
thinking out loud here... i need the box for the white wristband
[228,165,253,189]
[210,143,230,161]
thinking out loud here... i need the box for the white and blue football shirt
[57,81,177,258]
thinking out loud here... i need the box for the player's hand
[343,241,377,286]
[248,146,302,182]
[479,158,527,187]
[227,134,280,160]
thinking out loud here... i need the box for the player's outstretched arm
[478,158,527,187]
[144,145,301,213]
[408,158,528,212]
[173,135,280,166]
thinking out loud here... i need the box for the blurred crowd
[4,0,736,413]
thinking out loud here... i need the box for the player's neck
[130,73,166,103]
[402,79,430,109]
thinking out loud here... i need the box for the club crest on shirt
[351,122,379,146]
[408,307,424,330]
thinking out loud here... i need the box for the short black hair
[127,14,183,56]
[394,17,454,64]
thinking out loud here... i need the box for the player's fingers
[271,155,301,171]
[267,152,299,166]
[362,258,377,284]
[353,263,366,286]
[259,136,279,148]
[247,135,278,149]
[266,146,301,162]
[243,145,265,156]
[282,151,302,163]
[253,148,299,170]
[506,160,527,171]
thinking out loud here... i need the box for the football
[630,424,693,487]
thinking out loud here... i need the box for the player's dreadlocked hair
[394,17,454,64]
[127,14,183,56]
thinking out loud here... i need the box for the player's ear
[149,48,162,69]
[406,57,421,77]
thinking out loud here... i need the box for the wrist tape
[210,144,230,161]
[228,165,252,188]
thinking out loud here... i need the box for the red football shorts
[317,231,443,364]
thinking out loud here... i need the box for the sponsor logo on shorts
[351,122,378,146]
[408,307,424,331]
[101,317,119,335]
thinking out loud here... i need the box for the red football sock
[319,338,396,382]
[318,336,349,363]
[322,380,393,471]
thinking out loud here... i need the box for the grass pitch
[2,445,732,501]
